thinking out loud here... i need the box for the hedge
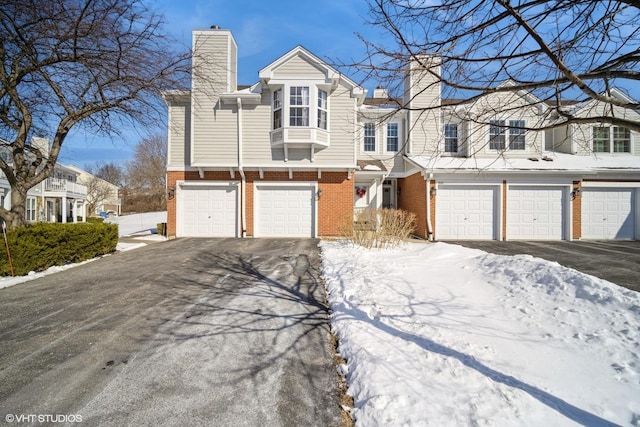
[0,222,118,276]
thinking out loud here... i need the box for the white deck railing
[44,178,87,195]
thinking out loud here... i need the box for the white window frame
[444,123,459,153]
[385,122,399,152]
[26,197,36,222]
[508,120,526,150]
[289,86,310,127]
[592,126,631,153]
[488,119,527,151]
[363,122,376,152]
[272,88,282,130]
[317,89,328,130]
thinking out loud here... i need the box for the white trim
[581,181,640,188]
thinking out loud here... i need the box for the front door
[383,185,394,209]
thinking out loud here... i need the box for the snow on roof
[408,152,640,173]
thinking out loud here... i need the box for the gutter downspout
[237,97,247,238]
[426,172,434,241]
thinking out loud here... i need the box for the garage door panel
[179,185,238,237]
[256,185,315,237]
[582,189,635,240]
[507,186,565,240]
[436,185,497,240]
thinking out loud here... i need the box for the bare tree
[354,0,639,131]
[84,175,116,216]
[0,0,190,228]
[85,161,125,188]
[124,134,166,212]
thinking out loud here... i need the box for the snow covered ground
[321,241,640,427]
[105,211,167,237]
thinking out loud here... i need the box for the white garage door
[255,185,315,237]
[582,188,635,239]
[507,186,565,240]
[436,185,497,240]
[179,184,238,237]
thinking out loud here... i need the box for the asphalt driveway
[0,238,340,426]
[447,240,640,292]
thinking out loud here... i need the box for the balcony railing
[44,178,87,196]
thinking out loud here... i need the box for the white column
[72,200,77,223]
[61,196,67,223]
[82,201,86,222]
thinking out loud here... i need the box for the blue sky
[59,0,379,167]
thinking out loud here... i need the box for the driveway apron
[0,238,340,426]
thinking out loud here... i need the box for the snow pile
[321,241,640,426]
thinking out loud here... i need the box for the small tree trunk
[5,188,29,229]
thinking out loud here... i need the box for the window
[26,198,36,222]
[273,89,282,129]
[289,86,309,126]
[593,126,631,153]
[614,127,631,153]
[489,120,506,150]
[593,127,609,152]
[317,89,327,130]
[364,123,376,152]
[444,124,458,153]
[509,120,526,150]
[387,123,399,151]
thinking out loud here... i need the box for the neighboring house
[163,26,640,241]
[66,165,121,217]
[0,137,88,223]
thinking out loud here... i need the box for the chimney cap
[210,25,221,29]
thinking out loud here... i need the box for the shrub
[0,222,118,276]
[340,208,416,249]
[86,217,104,223]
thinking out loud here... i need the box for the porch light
[317,188,323,200]
[430,186,437,196]
[168,186,176,199]
[570,188,582,200]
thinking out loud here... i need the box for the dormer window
[289,86,309,126]
[318,89,328,130]
[489,119,526,151]
[593,126,631,153]
[273,89,282,129]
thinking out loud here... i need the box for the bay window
[273,89,282,129]
[318,89,328,130]
[289,86,309,126]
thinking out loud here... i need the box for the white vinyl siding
[168,103,191,167]
[191,31,238,166]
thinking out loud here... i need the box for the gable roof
[258,45,365,102]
